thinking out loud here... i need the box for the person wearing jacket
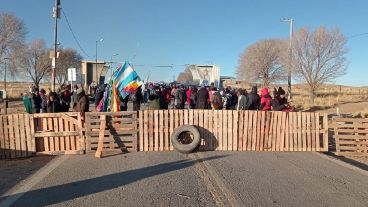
[75,88,89,120]
[259,88,272,111]
[196,87,209,109]
[186,87,192,107]
[246,86,261,110]
[148,86,161,110]
[47,92,61,113]
[131,87,143,111]
[39,89,48,113]
[175,86,187,109]
[32,88,42,114]
[190,87,198,109]
[237,89,248,110]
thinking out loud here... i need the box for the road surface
[1,152,367,207]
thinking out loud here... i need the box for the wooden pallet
[138,110,328,152]
[85,112,138,153]
[333,118,368,156]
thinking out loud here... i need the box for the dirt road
[1,152,367,207]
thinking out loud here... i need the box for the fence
[0,113,35,159]
[333,117,368,156]
[85,112,138,153]
[138,110,329,152]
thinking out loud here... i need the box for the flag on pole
[113,61,143,98]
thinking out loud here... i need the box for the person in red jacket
[259,88,272,111]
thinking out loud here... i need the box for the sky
[1,0,368,86]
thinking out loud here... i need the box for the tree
[0,12,26,76]
[16,39,51,87]
[56,48,82,85]
[292,27,348,103]
[237,39,287,87]
[177,68,194,84]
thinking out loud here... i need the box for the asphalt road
[1,152,368,207]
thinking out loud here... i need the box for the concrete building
[80,60,109,89]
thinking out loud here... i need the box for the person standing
[75,88,89,120]
[196,86,209,109]
[189,87,198,109]
[186,86,192,107]
[237,89,248,110]
[39,89,48,113]
[259,88,272,111]
[47,92,61,113]
[175,86,187,109]
[22,93,33,114]
[246,86,261,110]
[32,88,42,113]
[131,87,143,111]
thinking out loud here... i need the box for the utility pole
[52,0,61,92]
[281,17,294,100]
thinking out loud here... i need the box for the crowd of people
[137,83,293,112]
[21,84,90,118]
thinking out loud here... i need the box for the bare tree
[56,48,82,85]
[16,39,51,87]
[237,39,287,87]
[0,12,26,75]
[177,70,194,84]
[292,27,348,103]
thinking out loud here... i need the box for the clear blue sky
[1,0,368,86]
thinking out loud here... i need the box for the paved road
[1,152,368,207]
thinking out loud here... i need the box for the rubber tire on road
[171,125,201,154]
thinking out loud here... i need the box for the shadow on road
[322,152,368,171]
[1,155,228,206]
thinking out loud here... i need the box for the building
[80,60,109,89]
[219,76,236,90]
[185,64,220,88]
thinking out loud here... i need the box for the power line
[61,9,90,57]
[348,32,368,39]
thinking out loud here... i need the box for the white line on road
[0,155,69,207]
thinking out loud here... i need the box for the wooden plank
[69,119,77,151]
[19,114,27,157]
[34,131,80,137]
[198,110,204,150]
[159,110,164,151]
[279,112,286,151]
[95,115,106,158]
[251,111,257,151]
[255,111,261,151]
[154,110,159,151]
[203,110,209,150]
[263,112,272,151]
[271,112,278,151]
[223,110,228,151]
[58,117,65,151]
[238,111,244,151]
[164,110,169,151]
[64,118,70,151]
[288,112,294,152]
[302,113,307,151]
[323,113,328,151]
[132,112,138,152]
[213,110,219,150]
[184,109,189,125]
[310,113,316,151]
[77,113,84,152]
[169,110,174,151]
[285,113,290,151]
[259,111,265,151]
[0,116,5,159]
[306,112,311,151]
[149,110,154,151]
[29,115,35,154]
[8,115,15,158]
[293,112,298,152]
[53,117,60,151]
[315,112,320,151]
[139,111,144,151]
[13,114,21,158]
[297,112,302,151]
[218,110,223,151]
[179,110,184,127]
[3,116,10,158]
[208,110,213,150]
[243,111,249,151]
[233,110,238,151]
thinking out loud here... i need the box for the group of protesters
[21,84,90,117]
[142,83,293,112]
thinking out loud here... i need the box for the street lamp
[280,17,294,100]
[95,38,104,85]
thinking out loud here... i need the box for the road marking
[189,153,242,207]
[0,155,68,207]
[313,152,368,176]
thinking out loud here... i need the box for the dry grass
[0,82,52,100]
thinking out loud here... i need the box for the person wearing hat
[47,92,61,113]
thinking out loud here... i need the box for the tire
[171,125,201,153]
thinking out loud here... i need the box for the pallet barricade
[0,113,35,159]
[332,117,368,156]
[33,112,84,155]
[85,112,138,153]
[138,110,329,152]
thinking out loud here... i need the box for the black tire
[171,125,201,154]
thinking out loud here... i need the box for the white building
[186,64,220,88]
